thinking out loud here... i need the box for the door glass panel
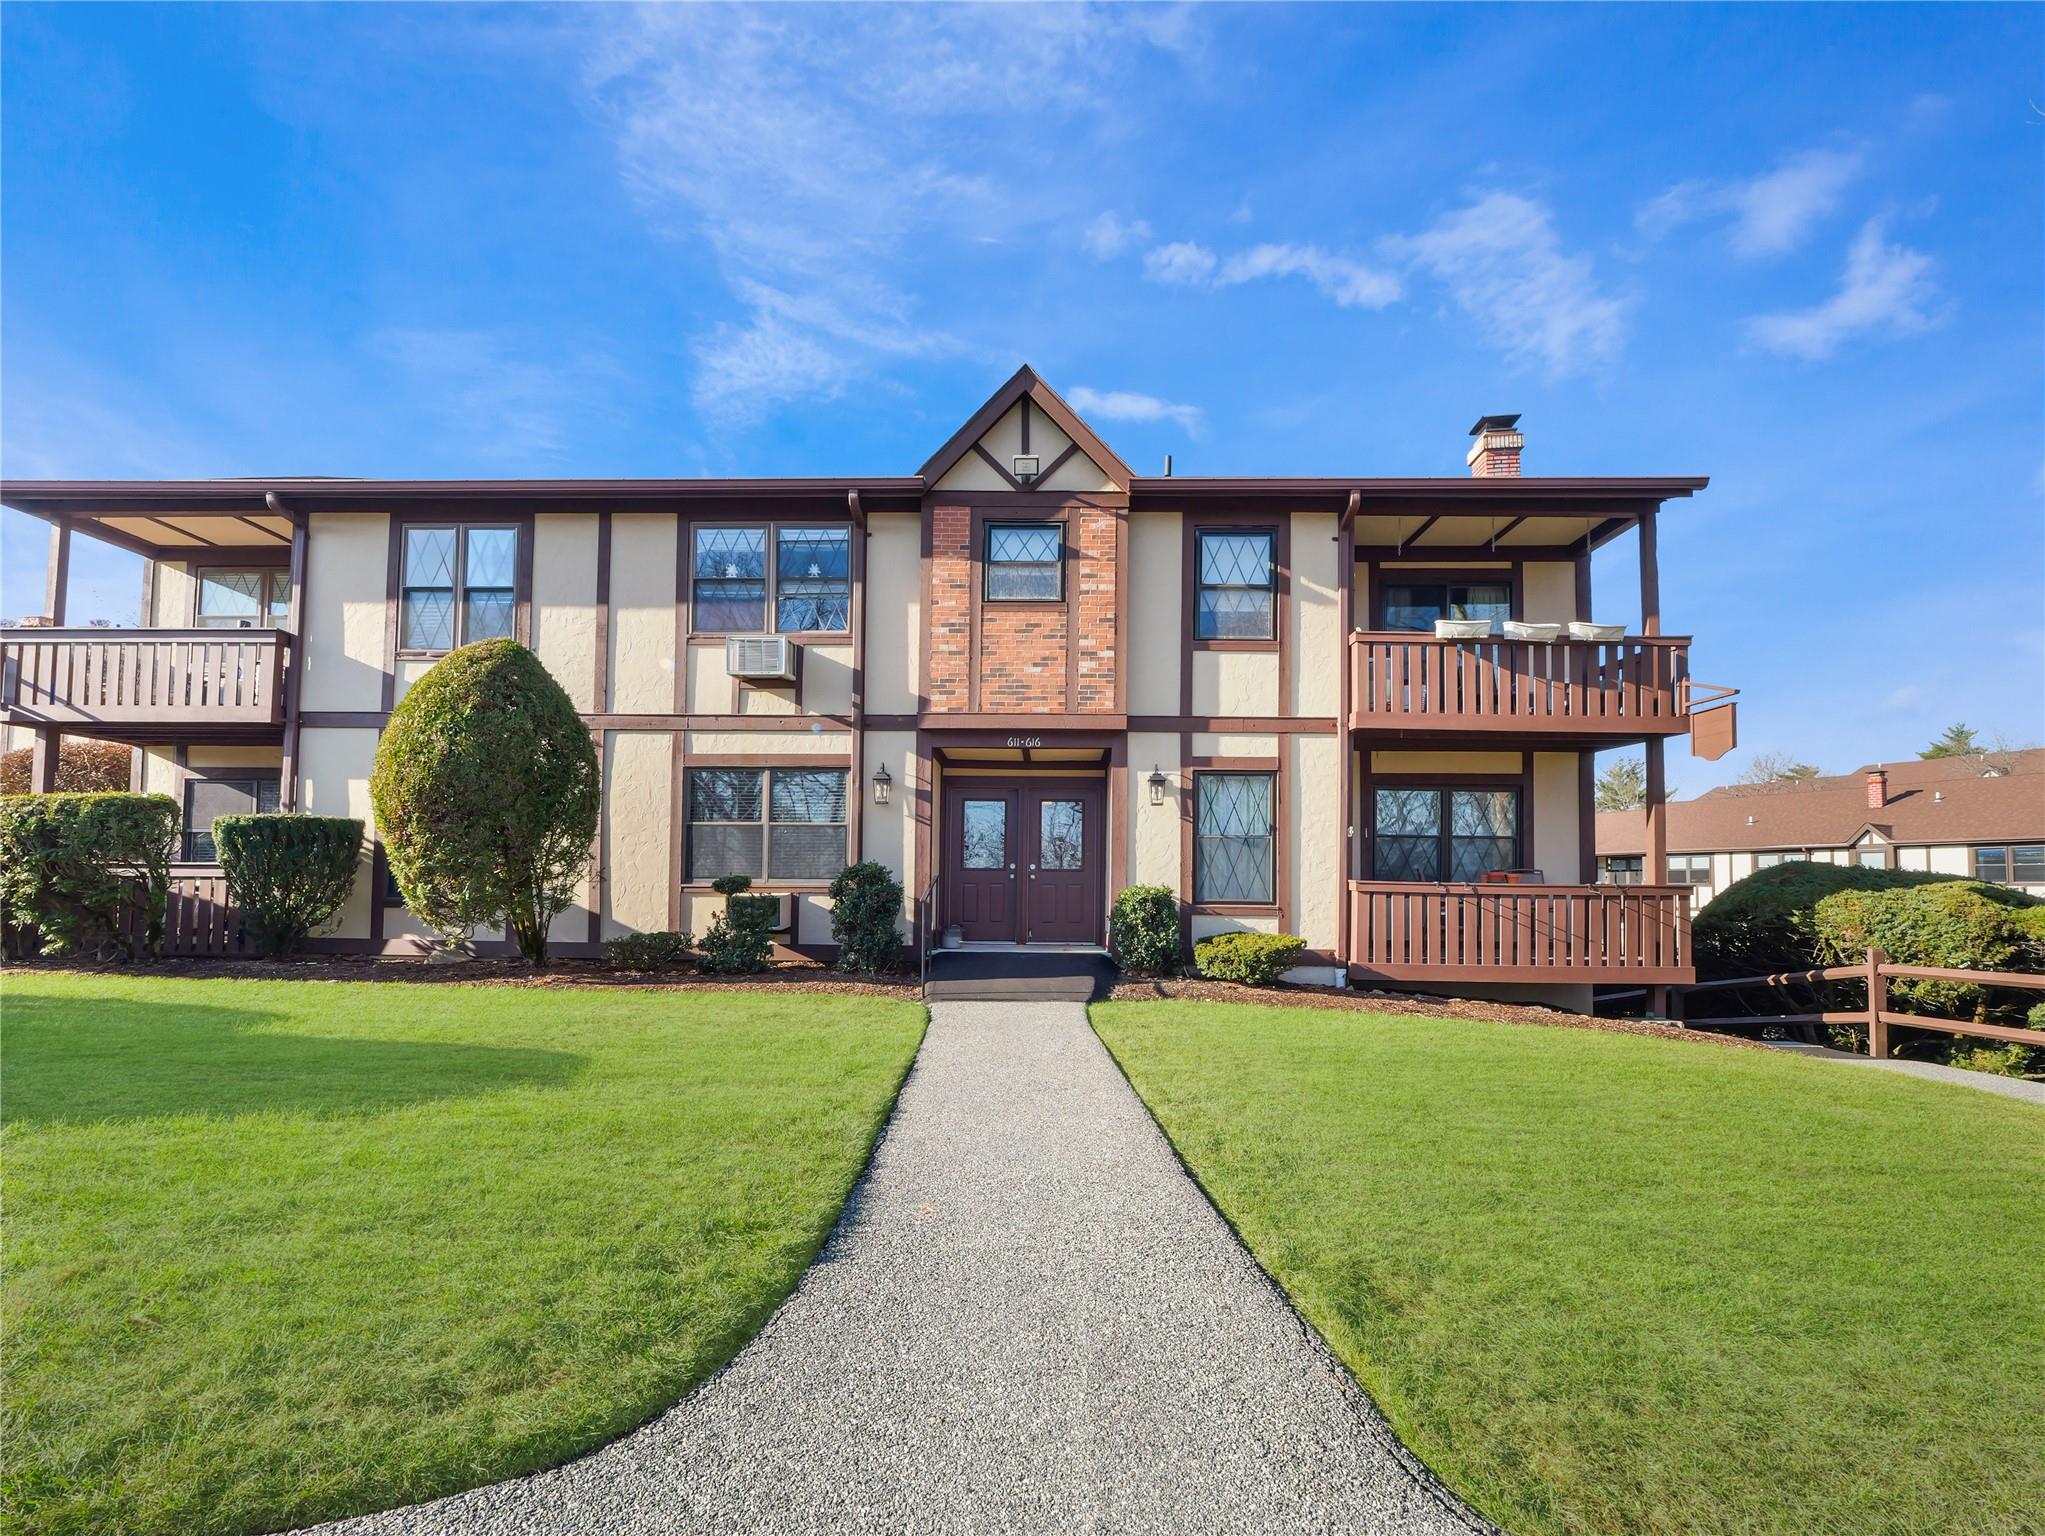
[1039,800,1084,870]
[962,800,1007,869]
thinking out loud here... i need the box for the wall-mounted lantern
[1147,766,1169,807]
[872,763,893,806]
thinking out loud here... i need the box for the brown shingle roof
[1597,750,2045,856]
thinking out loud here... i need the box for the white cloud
[1638,146,1864,258]
[370,328,615,462]
[1745,218,1939,360]
[1083,210,1152,260]
[1066,386,1202,435]
[1383,192,1628,376]
[1141,238,1399,309]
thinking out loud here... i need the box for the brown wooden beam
[1638,507,1661,636]
[44,522,70,624]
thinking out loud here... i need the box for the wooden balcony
[1349,633,1692,740]
[1347,881,1693,984]
[0,628,288,743]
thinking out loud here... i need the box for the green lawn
[3,974,924,1536]
[1092,1001,2045,1536]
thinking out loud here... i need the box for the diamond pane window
[463,528,516,642]
[775,528,851,633]
[1371,786,1520,882]
[1374,787,1441,881]
[1195,773,1275,903]
[1196,531,1276,639]
[401,525,518,651]
[693,528,768,631]
[401,527,457,650]
[985,524,1062,601]
[1039,800,1084,870]
[196,571,290,630]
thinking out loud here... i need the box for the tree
[1737,751,1821,786]
[1595,758,1646,812]
[1920,723,1981,759]
[0,738,133,795]
[369,640,600,965]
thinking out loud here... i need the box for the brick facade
[926,503,972,709]
[1073,506,1118,712]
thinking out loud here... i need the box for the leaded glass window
[1196,531,1276,640]
[1449,790,1517,881]
[775,528,851,633]
[686,767,848,883]
[400,525,517,651]
[196,570,289,630]
[693,527,768,632]
[1372,786,1521,882]
[985,524,1062,601]
[1374,788,1442,881]
[1195,774,1275,903]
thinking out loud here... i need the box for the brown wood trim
[379,515,403,712]
[682,753,855,767]
[970,441,1026,491]
[1638,507,1660,635]
[1350,543,1590,564]
[912,728,932,920]
[588,725,606,947]
[848,494,866,866]
[369,840,388,943]
[300,711,392,729]
[593,510,612,712]
[1336,511,1355,963]
[1108,734,1128,901]
[1577,751,1597,883]
[668,731,684,932]
[909,712,1129,733]
[279,514,308,811]
[1573,554,1591,624]
[514,512,536,647]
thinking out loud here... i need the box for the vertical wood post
[278,508,308,811]
[1644,736,1667,882]
[1666,984,1685,1025]
[29,726,61,792]
[1866,945,1889,1058]
[45,523,71,625]
[1637,508,1659,636]
[1646,983,1669,1019]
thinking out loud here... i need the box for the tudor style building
[1,368,1737,1005]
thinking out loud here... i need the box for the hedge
[213,814,364,956]
[603,930,696,969]
[0,792,179,960]
[829,861,904,974]
[1691,862,1959,980]
[1110,885,1180,975]
[1194,931,1306,986]
[0,739,133,796]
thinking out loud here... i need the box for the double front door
[944,779,1102,944]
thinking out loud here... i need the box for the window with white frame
[1974,844,2045,885]
[1195,530,1276,639]
[1666,854,1712,885]
[1754,851,1811,869]
[1851,845,1888,869]
[691,525,850,633]
[984,523,1063,601]
[1194,773,1275,903]
[686,767,848,883]
[400,525,516,651]
[195,569,290,629]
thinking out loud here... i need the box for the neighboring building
[0,369,1736,1006]
[1597,750,2045,908]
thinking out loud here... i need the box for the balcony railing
[1349,633,1690,735]
[1347,880,1693,983]
[0,629,287,733]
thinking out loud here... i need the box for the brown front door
[944,778,1103,945]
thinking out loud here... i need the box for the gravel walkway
[1764,1041,2045,1104]
[306,1001,1494,1536]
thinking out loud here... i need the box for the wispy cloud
[1142,239,1399,309]
[1083,210,1152,260]
[1745,218,1940,360]
[581,7,1201,424]
[370,328,616,463]
[1066,386,1202,435]
[1638,146,1864,258]
[1384,192,1628,376]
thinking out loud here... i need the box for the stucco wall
[301,514,388,712]
[1291,732,1340,948]
[608,515,677,714]
[1530,751,1583,882]
[1370,749,1522,775]
[1127,513,1182,715]
[1127,730,1180,888]
[1290,512,1339,715]
[1523,562,1577,625]
[601,731,673,937]
[864,514,921,714]
[532,513,599,711]
[151,562,195,627]
[682,729,851,757]
[1192,650,1278,716]
[297,727,379,939]
[862,729,916,921]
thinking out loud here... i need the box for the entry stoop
[923,947,1118,1003]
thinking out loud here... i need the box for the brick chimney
[1866,769,1888,810]
[1467,413,1524,477]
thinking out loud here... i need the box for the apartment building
[1,368,1737,1005]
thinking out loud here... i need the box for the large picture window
[984,523,1063,601]
[400,524,516,652]
[1194,773,1275,903]
[692,525,851,633]
[686,767,848,883]
[1974,844,2045,885]
[1195,530,1276,640]
[183,776,280,862]
[195,569,290,629]
[1373,786,1519,882]
[1379,580,1511,633]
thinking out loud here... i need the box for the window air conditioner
[724,635,799,684]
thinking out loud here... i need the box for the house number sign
[1006,736,1043,748]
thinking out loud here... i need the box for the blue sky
[3,3,2040,791]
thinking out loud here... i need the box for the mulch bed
[1105,976,1771,1051]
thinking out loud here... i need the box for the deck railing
[1349,633,1689,732]
[1347,880,1692,982]
[0,628,287,729]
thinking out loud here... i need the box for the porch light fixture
[1012,454,1040,481]
[871,763,893,806]
[1147,766,1168,806]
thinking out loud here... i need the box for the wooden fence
[1348,880,1692,982]
[1670,947,2045,1057]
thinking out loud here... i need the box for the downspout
[1336,490,1359,981]
[268,492,308,813]
[847,489,865,865]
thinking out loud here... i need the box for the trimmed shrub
[369,640,599,965]
[0,792,179,959]
[213,814,364,957]
[828,861,904,974]
[604,930,696,970]
[1194,931,1306,986]
[1110,884,1180,975]
[1692,862,1958,980]
[698,874,776,974]
[0,738,133,796]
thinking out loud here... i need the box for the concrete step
[922,948,1118,1003]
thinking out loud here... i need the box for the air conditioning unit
[724,635,799,684]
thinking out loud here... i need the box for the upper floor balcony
[0,628,289,744]
[1348,630,1720,746]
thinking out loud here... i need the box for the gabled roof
[917,365,1133,489]
[1597,749,2045,856]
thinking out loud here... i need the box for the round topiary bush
[828,861,904,974]
[0,738,134,796]
[1193,931,1306,986]
[369,640,599,965]
[1109,884,1180,975]
[214,814,364,957]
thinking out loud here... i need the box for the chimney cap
[1469,413,1522,436]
